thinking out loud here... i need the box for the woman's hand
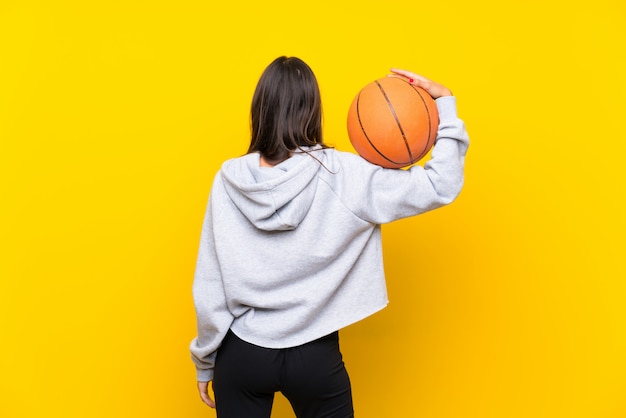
[388,69,453,99]
[197,380,216,408]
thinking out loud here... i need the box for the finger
[197,381,216,408]
[389,68,417,79]
[390,68,430,81]
[387,73,428,90]
[201,392,216,408]
[388,69,451,98]
[389,70,432,86]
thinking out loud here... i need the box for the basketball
[347,77,439,169]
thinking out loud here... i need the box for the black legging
[213,329,354,418]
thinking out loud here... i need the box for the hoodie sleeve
[342,96,469,224]
[189,185,234,382]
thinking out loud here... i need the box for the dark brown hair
[248,56,326,164]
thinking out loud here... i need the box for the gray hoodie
[191,96,469,382]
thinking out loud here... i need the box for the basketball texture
[347,77,439,169]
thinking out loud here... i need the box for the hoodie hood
[220,149,325,231]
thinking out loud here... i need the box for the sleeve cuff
[435,95,458,122]
[196,368,214,382]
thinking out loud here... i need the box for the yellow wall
[1,1,625,417]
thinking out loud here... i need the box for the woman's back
[199,111,467,348]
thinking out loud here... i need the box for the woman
[190,56,469,417]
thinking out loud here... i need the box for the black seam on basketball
[356,89,399,165]
[409,85,434,160]
[375,80,414,164]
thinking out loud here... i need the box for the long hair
[248,56,326,164]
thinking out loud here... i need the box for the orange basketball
[347,77,439,169]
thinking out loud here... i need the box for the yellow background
[1,0,625,417]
